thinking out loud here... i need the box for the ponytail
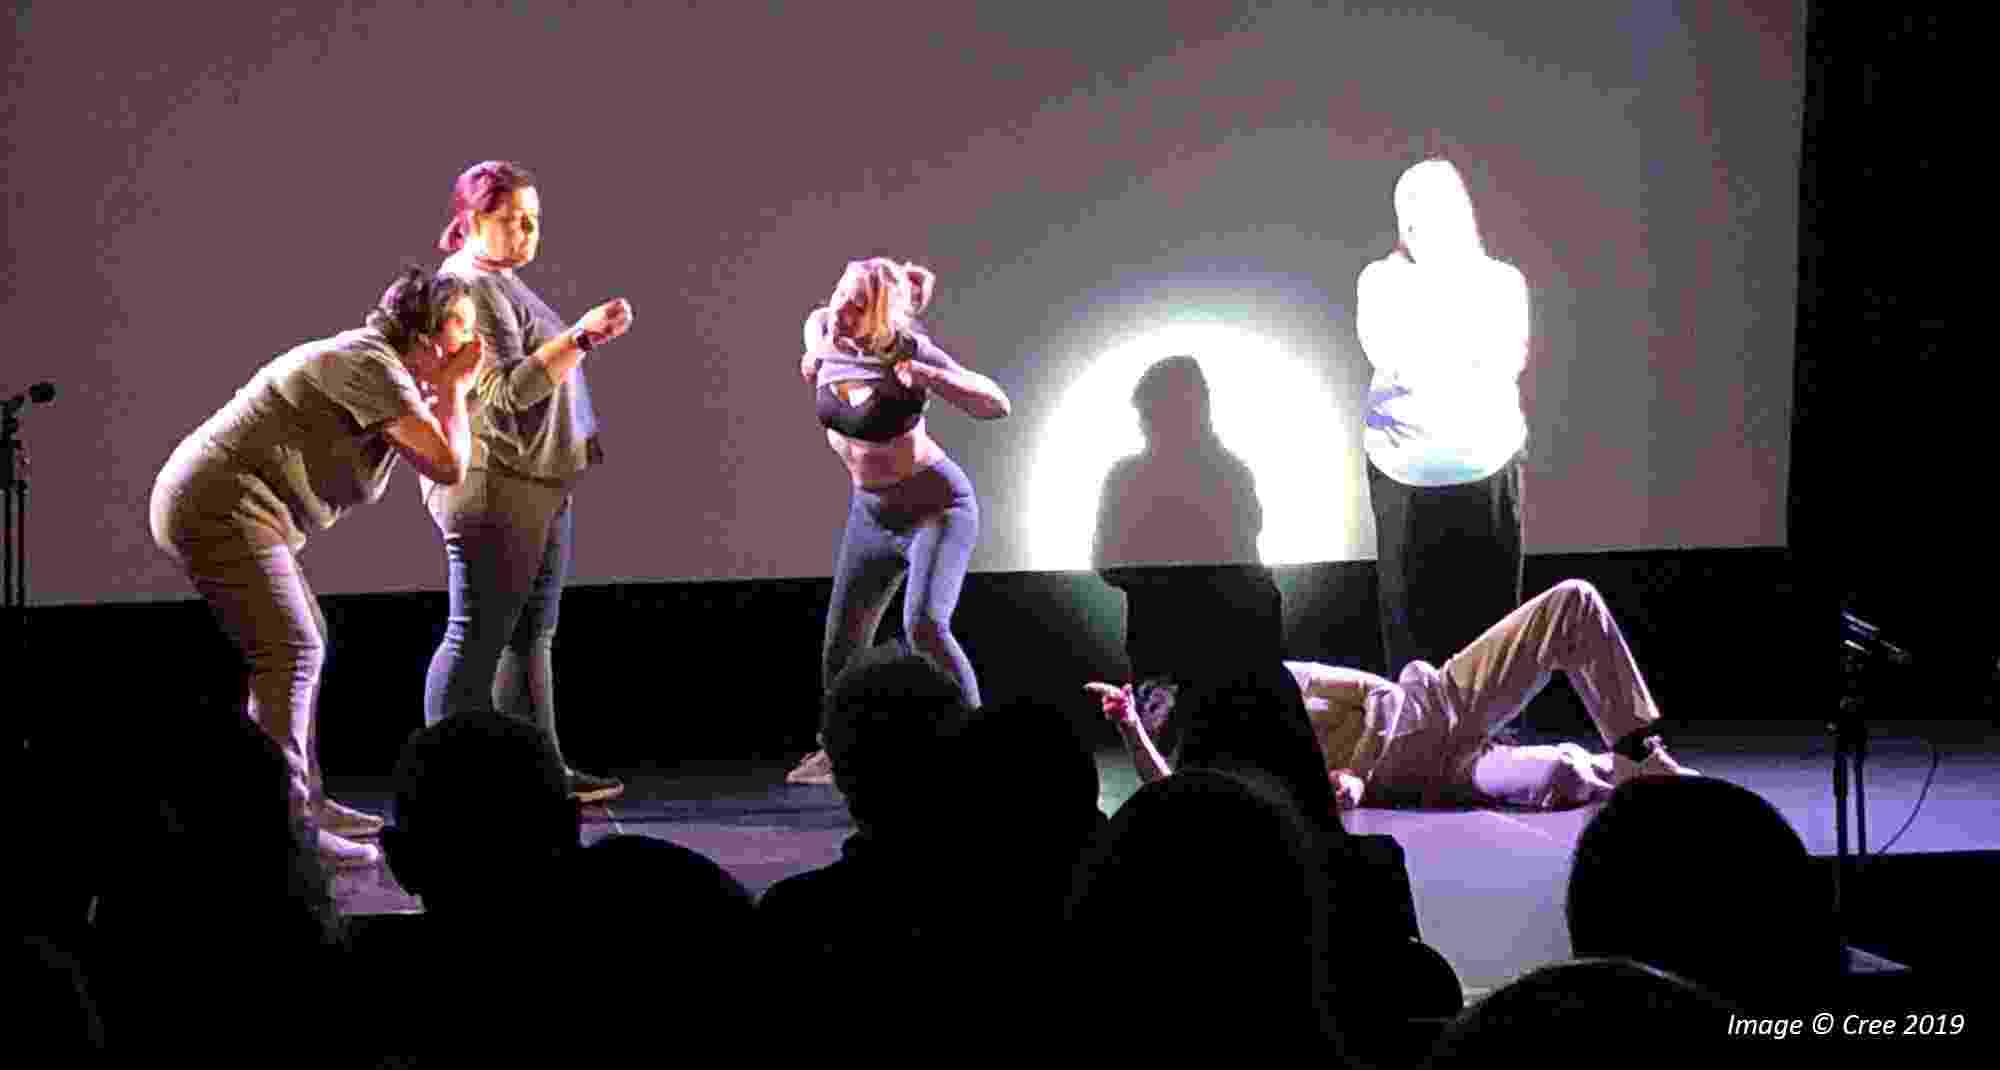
[439,160,537,257]
[438,212,469,254]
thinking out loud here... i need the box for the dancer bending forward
[788,258,1011,785]
[150,268,482,866]
[1093,579,1698,810]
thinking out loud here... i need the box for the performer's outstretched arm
[1086,682,1171,785]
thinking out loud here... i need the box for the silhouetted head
[438,160,540,266]
[1166,662,1344,842]
[573,834,754,953]
[957,699,1103,846]
[1132,354,1213,444]
[1068,766,1336,1052]
[107,713,337,942]
[1566,777,1841,1010]
[1426,958,1742,1067]
[821,643,970,832]
[88,713,342,1045]
[385,711,578,910]
[1393,158,1485,263]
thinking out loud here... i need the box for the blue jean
[422,469,573,763]
[822,457,981,708]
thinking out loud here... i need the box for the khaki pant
[154,533,329,821]
[1330,579,1660,808]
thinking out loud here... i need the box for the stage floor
[330,719,1999,999]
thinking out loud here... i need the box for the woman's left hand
[893,360,920,389]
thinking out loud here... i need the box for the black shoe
[566,768,624,804]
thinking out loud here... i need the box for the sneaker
[567,768,624,804]
[786,749,834,786]
[315,798,385,839]
[317,828,382,869]
[1610,736,1701,785]
[1639,739,1700,778]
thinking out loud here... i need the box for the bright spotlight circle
[1026,323,1362,571]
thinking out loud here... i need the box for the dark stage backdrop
[4,1,1800,606]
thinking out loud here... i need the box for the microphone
[1841,611,1912,667]
[3,382,55,414]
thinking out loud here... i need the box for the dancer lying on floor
[1089,579,1698,811]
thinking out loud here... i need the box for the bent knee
[1550,578,1603,609]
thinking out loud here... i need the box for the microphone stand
[4,383,51,746]
[2,401,25,705]
[1831,612,1907,967]
[1829,674,1867,964]
[2,406,23,597]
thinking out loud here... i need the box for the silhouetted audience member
[1329,877,1462,1067]
[383,710,578,909]
[570,834,757,1026]
[1567,777,1842,1013]
[578,833,755,920]
[374,710,580,1049]
[1098,659,1472,1059]
[1158,662,1346,840]
[756,643,972,1027]
[1424,958,1745,1068]
[950,698,1108,969]
[1064,767,1347,1061]
[87,712,347,1048]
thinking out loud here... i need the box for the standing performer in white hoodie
[1358,158,1530,678]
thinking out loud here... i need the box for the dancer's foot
[1553,743,1617,802]
[1609,736,1701,785]
[786,749,835,786]
[317,828,383,869]
[566,768,624,804]
[315,798,386,839]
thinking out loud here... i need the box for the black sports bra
[816,377,928,442]
[812,329,943,443]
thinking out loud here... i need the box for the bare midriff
[827,419,944,490]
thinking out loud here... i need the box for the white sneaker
[1639,740,1700,778]
[786,749,835,786]
[315,798,385,839]
[1609,736,1702,786]
[317,828,382,869]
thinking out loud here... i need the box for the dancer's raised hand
[1085,681,1137,724]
